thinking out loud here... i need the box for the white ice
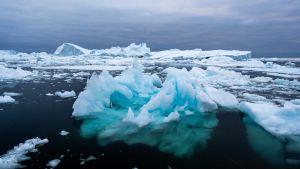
[0,137,48,169]
[46,159,61,168]
[3,92,22,97]
[55,91,76,98]
[240,101,300,136]
[59,130,69,136]
[0,96,15,104]
[0,65,34,80]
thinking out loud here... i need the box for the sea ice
[0,137,48,169]
[242,93,267,102]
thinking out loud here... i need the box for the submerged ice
[72,61,242,157]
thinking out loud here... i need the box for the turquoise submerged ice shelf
[72,61,241,157]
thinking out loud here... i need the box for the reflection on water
[79,109,218,157]
[243,117,285,168]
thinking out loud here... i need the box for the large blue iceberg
[72,61,239,157]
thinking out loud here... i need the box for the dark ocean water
[0,69,299,169]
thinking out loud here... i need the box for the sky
[0,0,299,56]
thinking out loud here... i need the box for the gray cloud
[0,0,299,56]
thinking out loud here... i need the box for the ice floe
[239,101,300,136]
[55,91,76,98]
[0,137,48,169]
[0,65,34,80]
[59,130,70,136]
[0,96,15,104]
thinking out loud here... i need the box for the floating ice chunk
[163,111,180,123]
[45,93,54,96]
[3,92,22,97]
[205,86,239,109]
[0,65,33,80]
[55,90,76,98]
[72,62,233,157]
[242,93,267,102]
[0,137,48,169]
[73,71,90,77]
[47,159,61,168]
[0,96,15,104]
[80,155,97,165]
[52,73,69,78]
[239,101,300,135]
[59,130,69,136]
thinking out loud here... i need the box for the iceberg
[0,137,48,169]
[53,43,150,57]
[54,43,91,56]
[91,43,151,57]
[72,61,241,157]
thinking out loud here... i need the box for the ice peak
[54,43,90,56]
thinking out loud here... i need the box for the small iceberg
[55,90,76,98]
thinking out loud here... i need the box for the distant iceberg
[91,43,151,57]
[53,43,151,57]
[54,43,91,56]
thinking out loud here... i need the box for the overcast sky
[0,0,299,56]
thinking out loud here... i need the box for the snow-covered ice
[0,137,48,169]
[239,101,300,136]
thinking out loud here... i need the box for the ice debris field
[0,43,300,168]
